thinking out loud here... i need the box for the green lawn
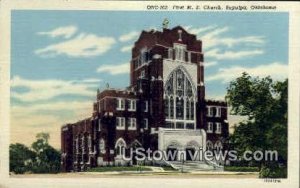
[87,166,152,172]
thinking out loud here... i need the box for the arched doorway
[129,140,142,165]
[186,140,200,161]
[166,141,181,161]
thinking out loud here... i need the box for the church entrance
[166,147,178,161]
[186,148,196,161]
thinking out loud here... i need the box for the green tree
[9,143,36,174]
[9,132,61,174]
[31,132,61,173]
[226,72,287,178]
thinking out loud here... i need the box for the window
[88,135,92,150]
[168,48,173,59]
[207,106,213,117]
[188,52,191,62]
[98,119,101,131]
[116,117,125,130]
[143,101,148,112]
[214,141,223,151]
[165,122,175,129]
[207,122,213,133]
[164,68,196,129]
[216,123,222,134]
[174,44,186,61]
[176,122,184,129]
[140,70,145,78]
[206,141,213,151]
[117,98,125,111]
[128,118,136,130]
[99,139,105,154]
[216,107,221,117]
[186,123,195,129]
[143,118,148,129]
[115,138,126,157]
[140,48,148,64]
[128,99,136,111]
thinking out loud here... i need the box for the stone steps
[166,160,223,172]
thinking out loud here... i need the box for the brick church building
[61,22,229,172]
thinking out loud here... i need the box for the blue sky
[11,11,288,148]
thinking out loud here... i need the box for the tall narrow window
[168,48,173,59]
[117,98,125,111]
[216,123,222,134]
[174,44,186,61]
[207,122,213,133]
[170,97,174,119]
[216,107,221,117]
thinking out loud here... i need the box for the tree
[9,143,36,174]
[31,132,61,173]
[226,72,287,178]
[9,132,61,174]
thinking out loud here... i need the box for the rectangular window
[144,101,148,112]
[207,107,213,117]
[166,122,175,129]
[168,48,173,59]
[174,45,186,61]
[128,118,137,130]
[116,117,125,130]
[216,107,221,117]
[98,119,101,131]
[176,122,184,129]
[216,123,222,134]
[188,51,191,62]
[128,99,136,111]
[140,70,145,78]
[117,98,125,111]
[186,123,195,129]
[88,135,92,150]
[207,122,213,133]
[143,118,148,129]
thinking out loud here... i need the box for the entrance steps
[165,160,223,172]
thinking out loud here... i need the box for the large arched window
[164,68,196,129]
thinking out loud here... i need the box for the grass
[87,166,152,172]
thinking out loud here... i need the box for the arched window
[164,67,196,129]
[99,138,105,154]
[115,138,126,157]
[214,141,223,152]
[206,141,213,151]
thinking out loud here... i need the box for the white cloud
[11,76,100,102]
[35,33,116,58]
[120,45,132,53]
[97,63,129,75]
[206,62,288,83]
[119,31,139,42]
[37,25,78,39]
[205,61,218,68]
[186,26,265,50]
[206,48,264,60]
[185,25,218,36]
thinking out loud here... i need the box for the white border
[0,1,299,188]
